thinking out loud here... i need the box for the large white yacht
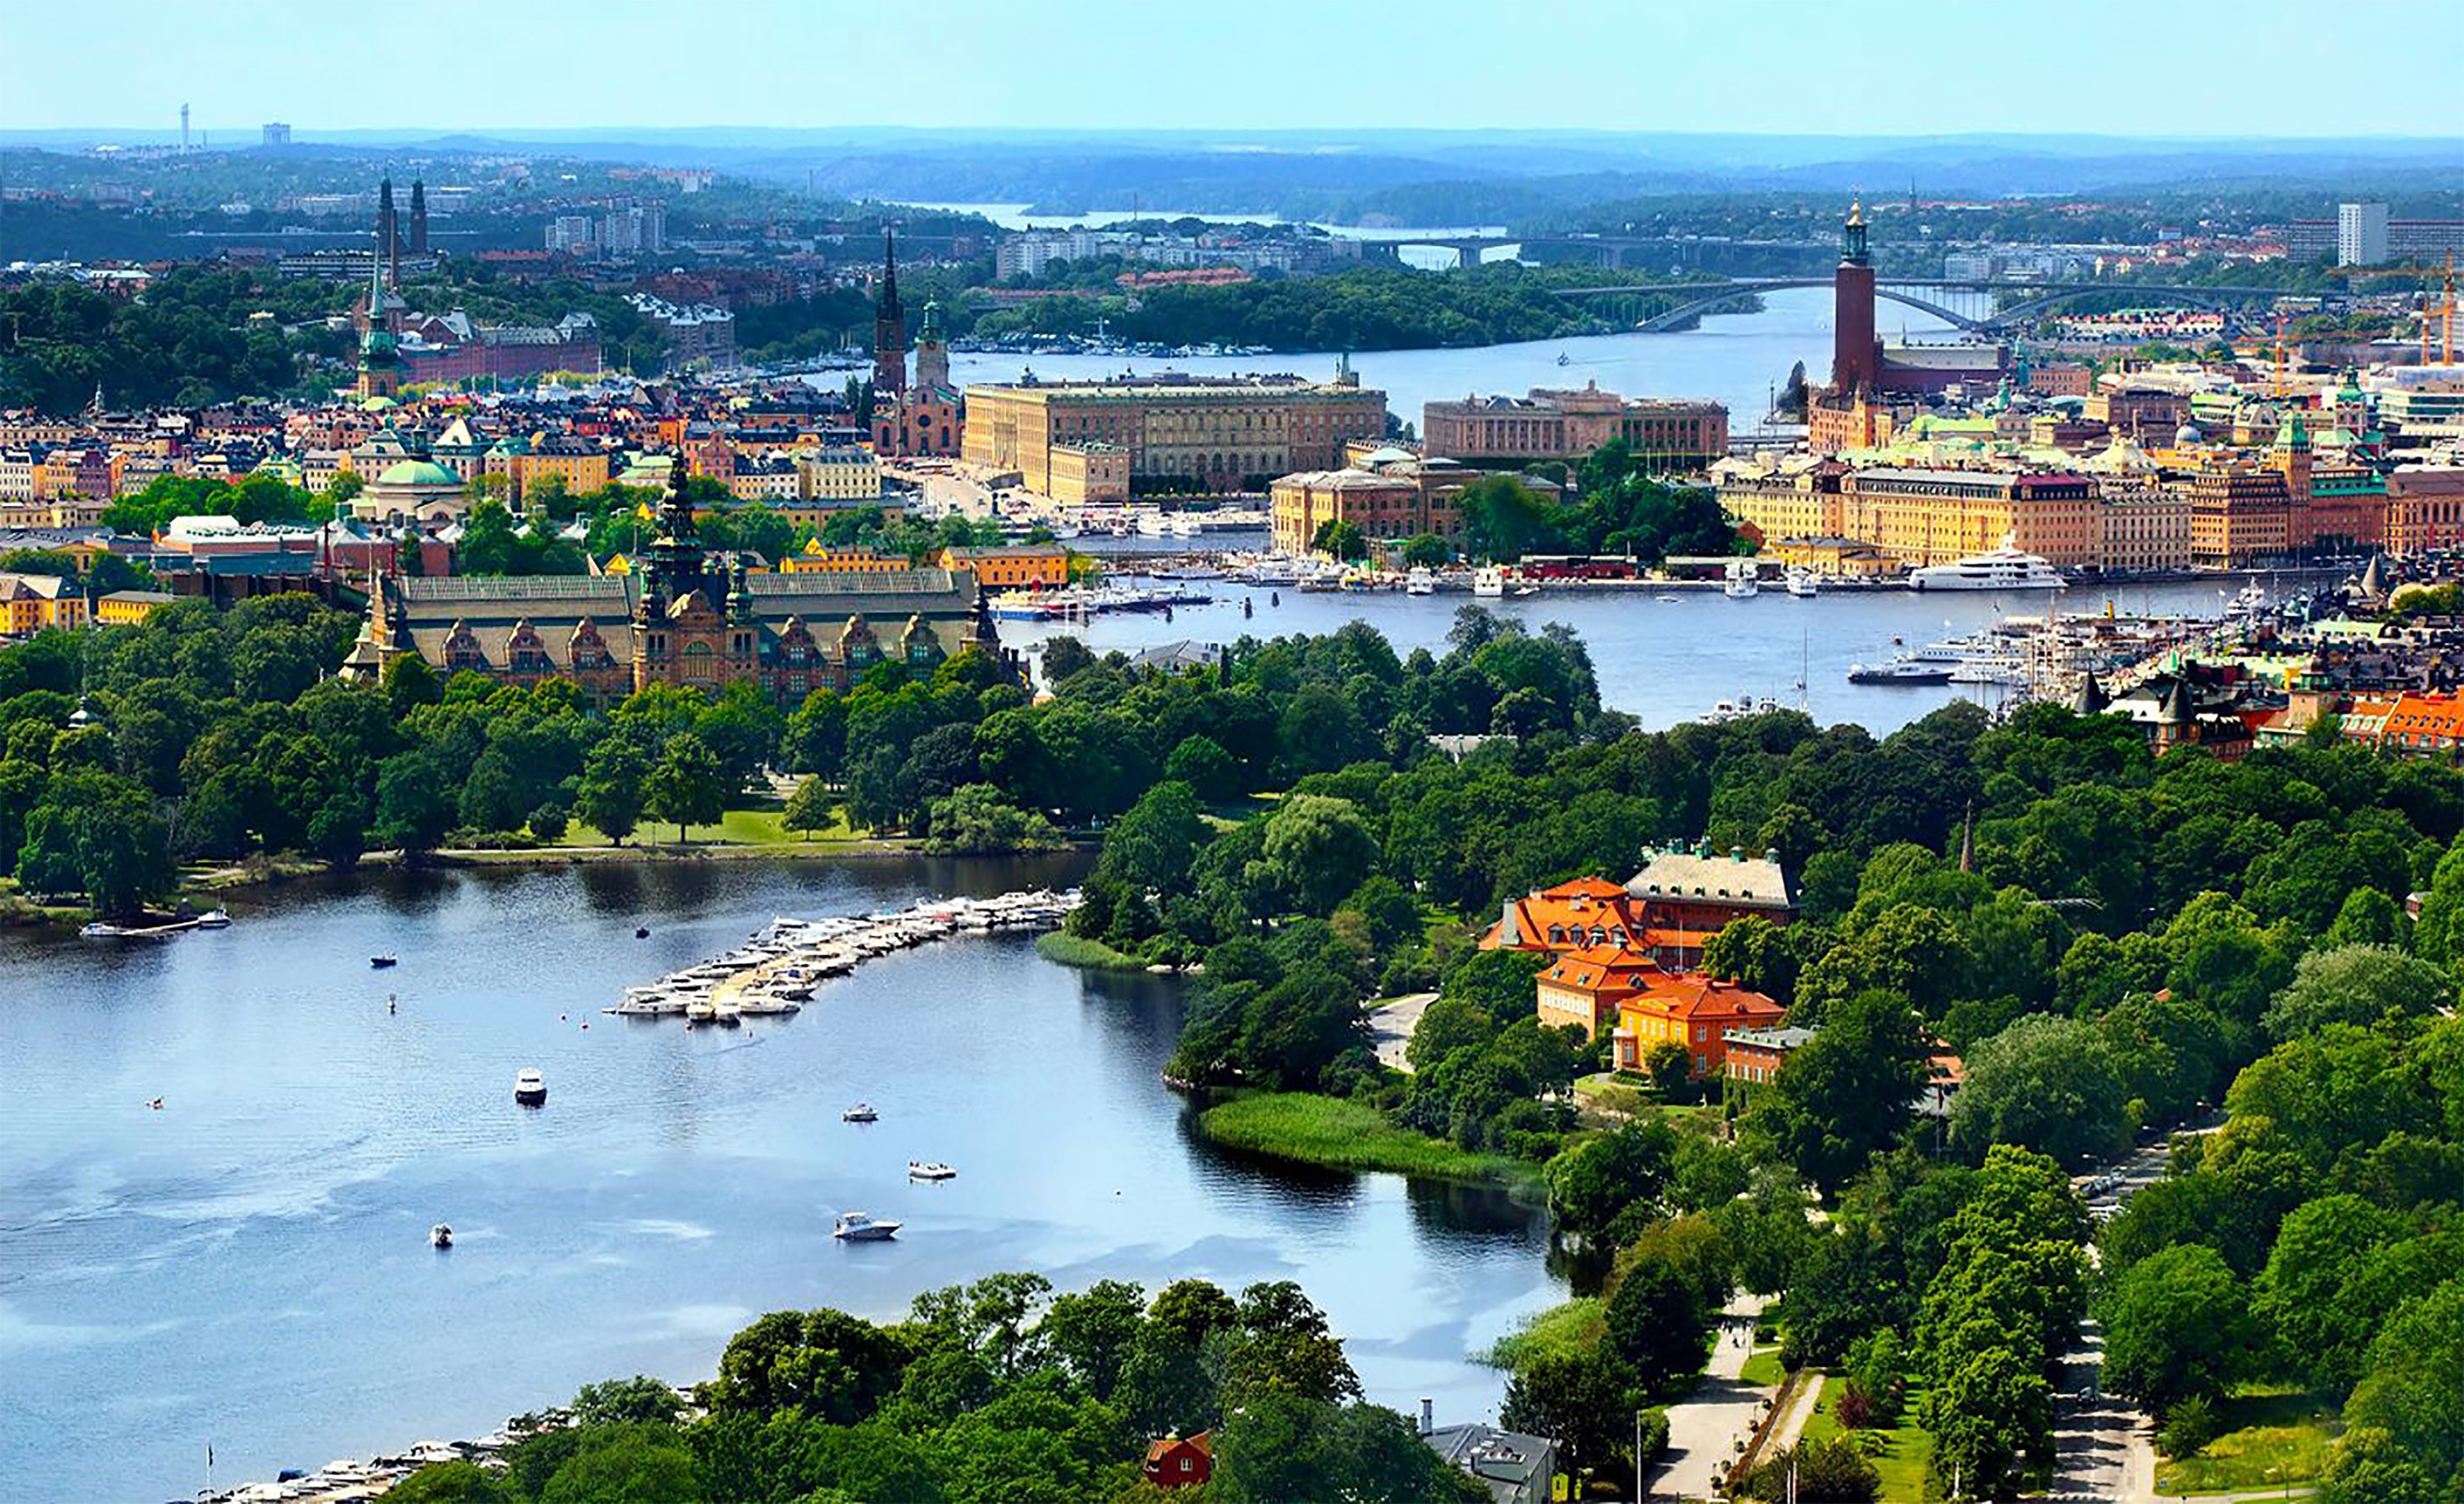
[1906,538,2066,591]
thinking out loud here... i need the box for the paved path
[1645,1294,1771,1502]
[1368,991,1437,1072]
[2049,1127,2191,1503]
[1763,1366,1826,1457]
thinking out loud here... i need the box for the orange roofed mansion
[1485,843,1796,1078]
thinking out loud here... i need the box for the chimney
[1419,1398,1434,1436]
[1731,846,1745,862]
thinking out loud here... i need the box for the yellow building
[0,571,87,636]
[961,370,1387,498]
[1047,442,1129,504]
[1713,457,1849,546]
[781,542,911,575]
[795,447,883,501]
[96,589,176,625]
[500,440,611,501]
[1836,466,2102,567]
[939,544,1070,588]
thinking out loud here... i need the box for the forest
[9,601,2464,1498]
[378,1271,1484,1504]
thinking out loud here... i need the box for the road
[1645,1294,1773,1502]
[1367,991,1436,1072]
[2046,1128,2195,1502]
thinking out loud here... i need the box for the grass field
[1800,1374,1935,1502]
[1034,932,1151,970]
[1739,1346,1786,1388]
[1480,1297,1605,1369]
[2156,1387,2339,1497]
[1197,1093,1539,1187]
[546,800,863,848]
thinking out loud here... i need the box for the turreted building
[344,459,1008,701]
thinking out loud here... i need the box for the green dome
[377,458,462,488]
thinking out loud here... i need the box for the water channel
[0,859,1553,1500]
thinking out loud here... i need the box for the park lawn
[1738,1346,1786,1388]
[1800,1374,1935,1503]
[2155,1387,2340,1497]
[1034,932,1151,970]
[555,803,862,847]
[1197,1093,1539,1187]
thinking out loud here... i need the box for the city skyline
[8,0,2464,139]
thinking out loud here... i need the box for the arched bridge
[1551,276,2326,335]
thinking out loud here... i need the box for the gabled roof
[1615,971,1787,1026]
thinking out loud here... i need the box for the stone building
[1421,382,1727,470]
[963,365,1385,498]
[345,460,1008,701]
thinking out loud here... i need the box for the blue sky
[8,0,2457,137]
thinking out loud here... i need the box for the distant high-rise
[180,103,190,152]
[262,122,291,148]
[2339,202,2391,267]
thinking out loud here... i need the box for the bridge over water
[1545,276,2332,335]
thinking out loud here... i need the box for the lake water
[946,283,1943,432]
[0,859,1554,1501]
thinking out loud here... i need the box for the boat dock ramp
[609,890,1079,1027]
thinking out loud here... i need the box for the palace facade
[344,460,1008,701]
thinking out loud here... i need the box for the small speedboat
[514,1069,546,1106]
[634,927,650,939]
[370,955,398,969]
[79,921,124,939]
[685,1000,717,1026]
[908,1160,956,1181]
[833,1211,900,1241]
[430,1223,453,1249]
[842,1103,878,1123]
[195,909,232,929]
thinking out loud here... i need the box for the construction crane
[2419,255,2457,367]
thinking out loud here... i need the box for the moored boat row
[609,890,1080,1026]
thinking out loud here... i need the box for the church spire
[872,226,908,396]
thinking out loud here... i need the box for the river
[942,283,1935,436]
[999,573,2261,736]
[0,859,1554,1501]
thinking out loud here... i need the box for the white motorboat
[833,1211,900,1241]
[194,908,232,929]
[1847,658,1955,686]
[1471,565,1506,598]
[685,1000,717,1026]
[1404,567,1436,596]
[908,1160,957,1181]
[1784,567,1819,598]
[1723,558,1759,599]
[842,1103,878,1123]
[429,1223,453,1249]
[1907,538,2066,591]
[513,1069,546,1106]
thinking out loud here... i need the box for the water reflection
[1,859,1555,1499]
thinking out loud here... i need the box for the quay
[611,890,1079,1027]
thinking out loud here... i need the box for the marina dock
[610,890,1080,1027]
